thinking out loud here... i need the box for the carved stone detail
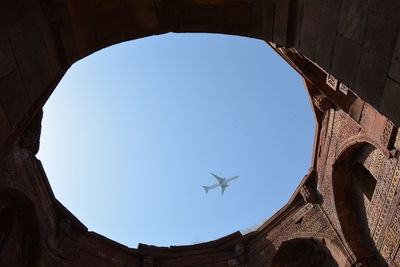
[368,158,396,242]
[333,110,361,148]
[380,119,395,149]
[366,149,384,179]
[339,83,349,95]
[381,228,399,260]
[313,93,334,112]
[300,185,319,204]
[326,74,338,90]
[394,130,400,151]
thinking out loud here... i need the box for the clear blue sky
[37,33,315,247]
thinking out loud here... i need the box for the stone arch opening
[271,238,339,267]
[38,33,314,246]
[2,0,398,153]
[332,143,384,265]
[0,1,400,266]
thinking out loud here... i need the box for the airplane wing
[227,176,239,182]
[211,172,224,184]
[221,185,227,195]
[207,183,220,190]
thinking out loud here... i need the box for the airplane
[203,173,239,195]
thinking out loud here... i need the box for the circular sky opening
[37,33,315,247]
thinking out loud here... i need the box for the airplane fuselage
[203,173,239,195]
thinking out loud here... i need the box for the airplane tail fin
[203,186,209,193]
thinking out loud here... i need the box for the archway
[332,143,384,265]
[271,238,339,267]
[38,33,315,246]
[2,0,399,153]
[1,1,400,265]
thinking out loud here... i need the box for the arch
[0,1,399,266]
[3,0,276,153]
[1,0,398,153]
[332,142,384,265]
[271,238,339,267]
[46,0,273,65]
[336,134,390,162]
[284,232,352,265]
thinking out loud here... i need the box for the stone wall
[2,1,400,266]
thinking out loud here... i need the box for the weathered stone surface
[348,97,364,123]
[0,105,11,144]
[380,79,400,126]
[1,1,400,266]
[1,0,400,157]
[330,36,361,89]
[0,29,16,80]
[314,0,342,71]
[6,0,54,101]
[388,32,400,84]
[286,0,303,49]
[272,0,290,46]
[299,0,322,61]
[0,70,31,128]
[253,0,274,40]
[337,0,368,43]
[355,12,400,106]
[329,0,368,89]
